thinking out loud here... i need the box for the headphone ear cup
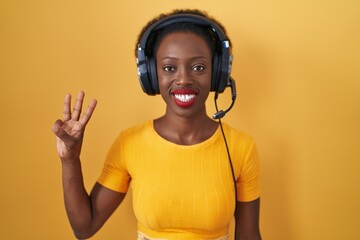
[211,54,220,92]
[214,46,232,93]
[148,56,159,94]
[137,48,156,95]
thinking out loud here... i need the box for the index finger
[63,94,71,121]
[79,99,97,127]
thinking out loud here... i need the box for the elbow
[74,232,93,240]
[73,228,96,240]
[68,219,100,239]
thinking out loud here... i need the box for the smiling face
[156,32,212,119]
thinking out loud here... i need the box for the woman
[52,9,261,240]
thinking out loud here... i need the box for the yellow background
[1,0,359,239]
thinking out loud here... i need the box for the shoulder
[221,122,256,146]
[220,122,258,161]
[114,120,153,144]
[121,120,152,135]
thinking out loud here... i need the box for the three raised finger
[61,91,97,126]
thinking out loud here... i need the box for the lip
[170,88,199,108]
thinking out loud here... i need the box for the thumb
[52,120,72,142]
[52,119,63,135]
[52,119,79,146]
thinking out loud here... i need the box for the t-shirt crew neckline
[148,120,222,149]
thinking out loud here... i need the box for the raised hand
[52,91,97,162]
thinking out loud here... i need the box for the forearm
[235,199,262,240]
[235,229,262,240]
[235,219,262,240]
[61,158,94,238]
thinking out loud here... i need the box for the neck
[154,108,218,145]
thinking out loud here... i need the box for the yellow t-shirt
[97,120,260,239]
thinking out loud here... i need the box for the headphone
[136,13,233,96]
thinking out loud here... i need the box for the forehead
[156,32,212,58]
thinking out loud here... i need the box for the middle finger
[71,91,85,121]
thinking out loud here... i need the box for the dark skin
[52,31,261,239]
[52,91,126,238]
[236,199,261,240]
[153,32,217,145]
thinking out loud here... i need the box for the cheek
[157,76,172,96]
[156,68,166,89]
[157,74,169,89]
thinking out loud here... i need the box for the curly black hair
[135,9,232,59]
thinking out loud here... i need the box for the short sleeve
[97,133,131,193]
[236,140,261,202]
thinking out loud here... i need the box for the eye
[192,65,205,71]
[163,65,175,72]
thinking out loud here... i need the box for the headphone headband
[136,13,232,95]
[139,14,228,50]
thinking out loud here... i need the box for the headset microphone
[212,77,237,119]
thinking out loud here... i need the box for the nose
[175,67,193,86]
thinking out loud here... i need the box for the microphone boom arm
[212,77,237,120]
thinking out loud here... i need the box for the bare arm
[235,198,262,240]
[61,160,126,238]
[52,91,126,239]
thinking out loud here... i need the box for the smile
[171,89,199,108]
[174,94,196,102]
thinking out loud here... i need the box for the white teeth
[174,94,195,102]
